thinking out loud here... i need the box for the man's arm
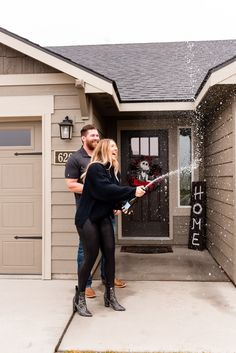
[65,178,83,194]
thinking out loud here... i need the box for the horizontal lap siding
[51,92,94,276]
[173,216,190,244]
[204,105,234,281]
[51,97,106,276]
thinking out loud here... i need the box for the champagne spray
[122,160,199,214]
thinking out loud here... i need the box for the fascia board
[219,73,236,84]
[195,60,236,108]
[210,60,236,85]
[119,101,194,112]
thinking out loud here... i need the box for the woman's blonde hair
[83,139,119,180]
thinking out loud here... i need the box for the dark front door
[121,130,169,238]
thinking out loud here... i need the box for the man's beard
[86,140,98,150]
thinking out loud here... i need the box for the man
[65,124,126,299]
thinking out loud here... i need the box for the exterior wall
[91,105,107,138]
[0,82,87,278]
[0,45,88,277]
[0,45,116,278]
[116,115,200,245]
[51,94,93,277]
[52,101,107,277]
[204,101,234,281]
[0,44,58,74]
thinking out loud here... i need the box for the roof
[48,40,236,102]
[1,27,236,103]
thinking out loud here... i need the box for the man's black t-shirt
[65,147,91,209]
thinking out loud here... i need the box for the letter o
[193,203,202,215]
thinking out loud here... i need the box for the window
[130,137,159,156]
[0,129,31,146]
[179,128,192,206]
[131,137,139,155]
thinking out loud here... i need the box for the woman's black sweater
[75,162,136,228]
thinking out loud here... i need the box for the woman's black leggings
[76,217,115,292]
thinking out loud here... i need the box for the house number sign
[188,181,206,251]
[54,150,75,165]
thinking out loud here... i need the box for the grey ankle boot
[73,287,92,317]
[72,285,79,313]
[104,287,125,311]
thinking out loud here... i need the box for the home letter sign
[188,181,206,251]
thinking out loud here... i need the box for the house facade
[0,27,236,285]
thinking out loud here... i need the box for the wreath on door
[127,156,162,191]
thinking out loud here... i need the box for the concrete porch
[94,246,230,282]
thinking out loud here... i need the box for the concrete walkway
[59,280,236,353]
[0,279,73,353]
[1,278,236,353]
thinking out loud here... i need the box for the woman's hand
[135,186,146,197]
[113,210,121,216]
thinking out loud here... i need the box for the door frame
[119,129,170,240]
[117,121,174,242]
[0,95,54,279]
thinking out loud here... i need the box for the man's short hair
[80,124,97,137]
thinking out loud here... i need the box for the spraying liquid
[122,158,201,214]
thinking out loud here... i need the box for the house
[0,27,235,285]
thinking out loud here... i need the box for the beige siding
[204,103,234,281]
[173,216,190,245]
[51,97,108,276]
[0,49,96,276]
[0,44,58,74]
[52,260,76,274]
[51,112,94,276]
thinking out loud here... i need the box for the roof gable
[0,27,115,96]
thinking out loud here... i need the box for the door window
[131,137,159,156]
[128,136,160,187]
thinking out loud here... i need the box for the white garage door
[0,121,42,274]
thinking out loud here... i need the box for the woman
[74,139,145,317]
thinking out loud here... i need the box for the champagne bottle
[121,196,139,214]
[122,175,164,214]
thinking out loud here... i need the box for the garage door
[0,121,42,274]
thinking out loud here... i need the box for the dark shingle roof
[47,40,236,102]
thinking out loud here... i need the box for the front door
[0,121,42,274]
[121,130,169,238]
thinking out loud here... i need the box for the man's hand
[113,210,121,216]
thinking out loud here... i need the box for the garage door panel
[0,238,41,274]
[0,121,42,274]
[0,158,41,193]
[3,202,34,227]
[2,164,34,189]
[0,196,41,231]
